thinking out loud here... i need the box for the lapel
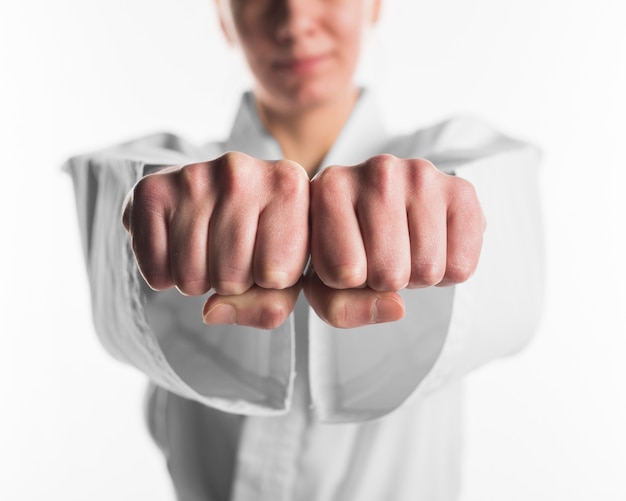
[318,88,390,171]
[223,89,391,170]
[223,91,283,161]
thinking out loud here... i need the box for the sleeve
[64,134,295,416]
[308,118,544,422]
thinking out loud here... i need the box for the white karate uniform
[65,89,544,501]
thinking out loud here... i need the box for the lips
[273,54,330,74]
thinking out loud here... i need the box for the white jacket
[65,90,544,501]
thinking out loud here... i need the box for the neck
[255,86,360,177]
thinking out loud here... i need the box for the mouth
[273,54,330,75]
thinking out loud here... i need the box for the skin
[122,0,486,329]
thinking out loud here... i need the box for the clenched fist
[122,152,310,297]
[122,152,485,329]
[305,154,486,327]
[310,154,485,290]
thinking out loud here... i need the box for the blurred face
[219,0,380,113]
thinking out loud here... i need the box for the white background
[1,0,624,499]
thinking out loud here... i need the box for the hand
[122,152,310,327]
[305,154,486,328]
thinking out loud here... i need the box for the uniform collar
[224,89,390,170]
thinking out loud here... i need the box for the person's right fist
[122,152,310,297]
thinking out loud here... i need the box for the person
[65,0,544,499]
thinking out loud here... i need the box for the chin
[273,79,353,112]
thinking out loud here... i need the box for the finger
[439,180,485,286]
[304,270,405,329]
[357,156,411,291]
[168,207,211,295]
[406,197,447,288]
[202,281,303,330]
[125,180,173,291]
[310,166,367,289]
[401,161,449,288]
[208,201,258,295]
[254,160,309,289]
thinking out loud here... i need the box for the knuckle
[445,178,480,214]
[133,175,171,215]
[326,297,352,328]
[176,276,210,296]
[364,155,399,200]
[368,269,408,292]
[177,162,211,200]
[406,158,438,190]
[258,301,287,330]
[314,164,347,187]
[220,150,250,167]
[411,262,445,287]
[271,160,309,199]
[217,151,255,197]
[312,165,352,202]
[366,154,397,176]
[452,177,478,201]
[412,157,437,173]
[444,262,474,284]
[212,266,252,295]
[318,264,365,290]
[138,266,172,291]
[368,154,397,168]
[449,182,484,232]
[255,270,294,290]
[213,281,250,296]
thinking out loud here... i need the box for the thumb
[303,269,405,328]
[203,280,303,330]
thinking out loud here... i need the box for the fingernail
[203,303,236,325]
[372,296,404,324]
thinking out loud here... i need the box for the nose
[271,0,317,43]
